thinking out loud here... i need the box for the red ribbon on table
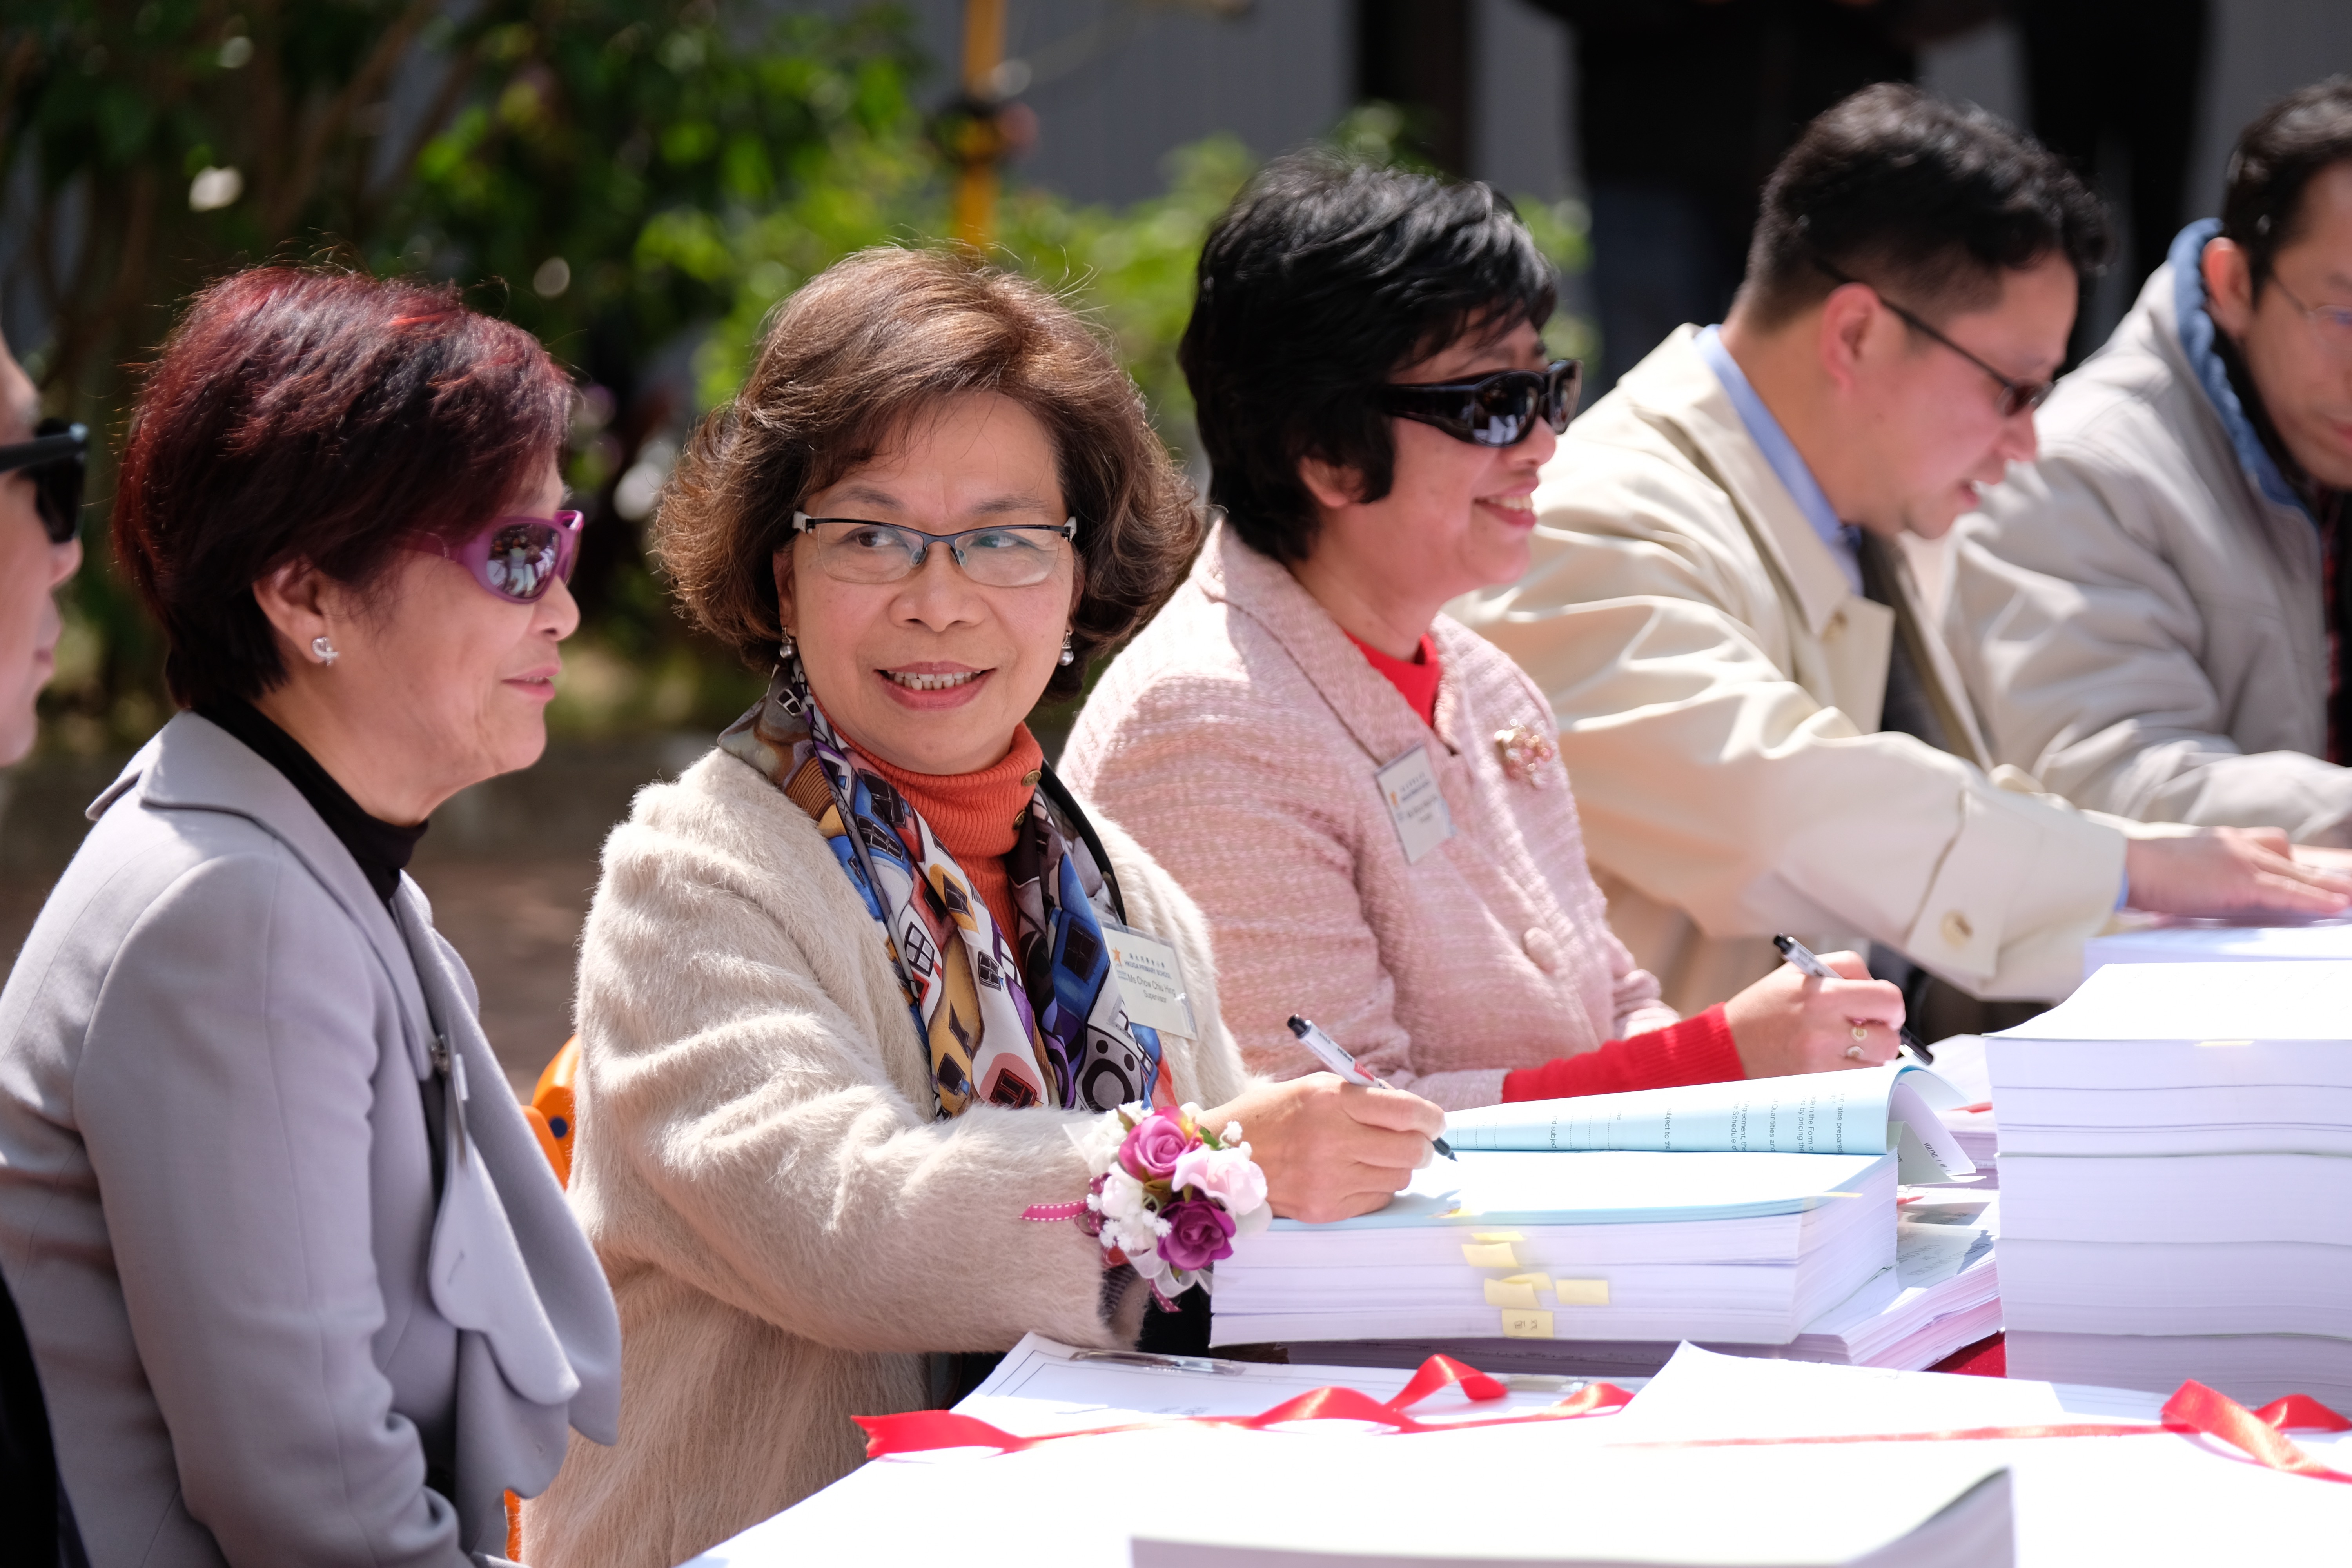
[855,1360,2352,1486]
[1578,1379,2351,1485]
[854,1354,1635,1457]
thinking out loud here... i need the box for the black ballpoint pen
[1770,933,1934,1065]
[1287,1014,1458,1158]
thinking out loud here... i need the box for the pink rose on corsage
[1158,1196,1239,1271]
[1171,1143,1267,1217]
[1118,1109,1193,1181]
[1034,1100,1270,1309]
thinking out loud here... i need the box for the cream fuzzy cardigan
[1063,523,1676,1111]
[524,748,1250,1568]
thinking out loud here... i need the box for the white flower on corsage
[1031,1100,1272,1309]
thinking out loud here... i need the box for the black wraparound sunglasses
[0,419,89,544]
[1373,359,1582,447]
[1811,258,2054,418]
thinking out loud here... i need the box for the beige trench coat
[1451,328,2127,1011]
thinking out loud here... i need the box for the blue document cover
[1266,1149,1894,1230]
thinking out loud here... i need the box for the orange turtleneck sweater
[863,724,1046,937]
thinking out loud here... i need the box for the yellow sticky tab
[1507,1272,1553,1294]
[1483,1278,1541,1310]
[1553,1278,1610,1306]
[1469,1232,1525,1243]
[1499,1308,1554,1339]
[1461,1241,1519,1268]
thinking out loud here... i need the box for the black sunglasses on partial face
[1373,359,1583,448]
[0,419,89,544]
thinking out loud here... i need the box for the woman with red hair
[0,268,619,1566]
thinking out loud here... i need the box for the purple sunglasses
[418,511,584,603]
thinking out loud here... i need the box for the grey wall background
[848,2,2351,218]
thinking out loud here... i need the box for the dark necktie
[1855,529,1952,753]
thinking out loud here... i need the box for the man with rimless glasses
[1950,80,2352,853]
[1454,85,2352,1031]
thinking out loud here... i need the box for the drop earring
[774,629,808,717]
[311,636,339,666]
[1058,632,1075,667]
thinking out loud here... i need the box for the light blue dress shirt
[1694,324,1864,596]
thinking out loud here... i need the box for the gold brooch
[1495,724,1556,786]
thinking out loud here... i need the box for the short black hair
[1740,83,2111,329]
[1180,152,1555,563]
[2221,76,2352,296]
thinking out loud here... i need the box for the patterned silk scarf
[720,669,1172,1119]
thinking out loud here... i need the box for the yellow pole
[953,0,1007,249]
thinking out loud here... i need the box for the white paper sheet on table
[682,1339,2352,1568]
[957,1333,1604,1432]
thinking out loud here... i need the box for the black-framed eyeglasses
[790,511,1077,588]
[1373,359,1583,447]
[0,419,89,544]
[1812,258,2053,419]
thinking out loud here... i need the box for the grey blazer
[0,713,619,1566]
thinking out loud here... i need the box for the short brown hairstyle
[114,266,572,708]
[658,248,1200,701]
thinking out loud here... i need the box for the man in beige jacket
[1455,85,2351,1021]
[1948,81,2352,845]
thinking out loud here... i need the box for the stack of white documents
[2083,915,2352,976]
[1299,1191,1999,1379]
[1991,959,2352,1406]
[1214,1065,1976,1351]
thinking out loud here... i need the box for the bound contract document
[1443,1062,1977,1185]
[1989,959,2352,1406]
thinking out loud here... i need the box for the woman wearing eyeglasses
[1062,154,1907,1111]
[0,268,619,1567]
[523,248,1443,1568]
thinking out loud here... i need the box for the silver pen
[1068,1349,1245,1375]
[1771,934,1934,1065]
[1287,1014,1458,1159]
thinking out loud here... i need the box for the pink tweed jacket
[1062,523,1677,1110]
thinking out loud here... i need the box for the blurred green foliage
[2,4,1588,757]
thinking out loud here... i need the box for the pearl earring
[1058,632,1075,667]
[311,636,339,666]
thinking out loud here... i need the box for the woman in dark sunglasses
[1065,152,1905,1119]
[0,328,90,1566]
[0,335,83,767]
[0,267,619,1565]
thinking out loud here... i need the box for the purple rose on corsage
[1158,1197,1238,1271]
[1119,1110,1193,1181]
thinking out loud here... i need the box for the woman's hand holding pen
[1198,1075,1445,1224]
[1722,948,1908,1079]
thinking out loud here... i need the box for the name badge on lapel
[1102,921,1198,1039]
[1375,742,1455,865]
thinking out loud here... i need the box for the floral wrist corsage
[1027,1103,1272,1310]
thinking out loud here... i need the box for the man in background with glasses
[0,327,83,768]
[1453,85,2352,1035]
[1949,79,2352,854]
